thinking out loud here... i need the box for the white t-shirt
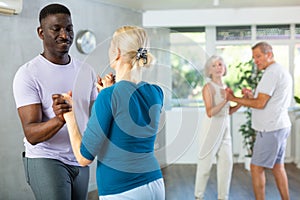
[13,54,98,166]
[252,62,292,132]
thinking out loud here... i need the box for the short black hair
[39,4,71,24]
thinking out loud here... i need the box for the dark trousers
[22,152,89,200]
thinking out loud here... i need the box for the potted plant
[227,60,263,170]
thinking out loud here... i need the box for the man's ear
[37,26,44,40]
[266,51,273,59]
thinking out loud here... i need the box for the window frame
[169,24,299,108]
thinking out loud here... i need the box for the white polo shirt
[252,62,292,132]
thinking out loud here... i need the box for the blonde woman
[194,55,241,200]
[63,26,165,200]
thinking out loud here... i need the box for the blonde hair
[204,55,227,78]
[109,26,154,69]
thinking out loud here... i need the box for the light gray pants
[22,153,89,200]
[194,131,233,200]
[99,178,165,200]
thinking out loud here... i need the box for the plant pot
[244,156,251,171]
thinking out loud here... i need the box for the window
[216,26,251,41]
[216,45,252,93]
[272,45,289,71]
[296,24,300,39]
[166,24,298,108]
[294,44,300,98]
[170,28,206,107]
[256,25,290,40]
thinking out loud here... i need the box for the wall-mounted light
[213,0,219,6]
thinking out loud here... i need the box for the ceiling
[94,0,300,12]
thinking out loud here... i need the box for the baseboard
[88,183,97,192]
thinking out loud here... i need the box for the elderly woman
[194,55,241,200]
[63,26,165,200]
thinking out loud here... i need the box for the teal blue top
[80,81,164,195]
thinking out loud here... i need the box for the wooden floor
[88,163,300,200]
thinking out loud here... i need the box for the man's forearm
[231,96,264,109]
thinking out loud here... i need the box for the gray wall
[0,0,142,199]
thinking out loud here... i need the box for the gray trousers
[22,152,89,200]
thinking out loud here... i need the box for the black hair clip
[136,48,148,64]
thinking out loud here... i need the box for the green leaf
[295,96,300,104]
